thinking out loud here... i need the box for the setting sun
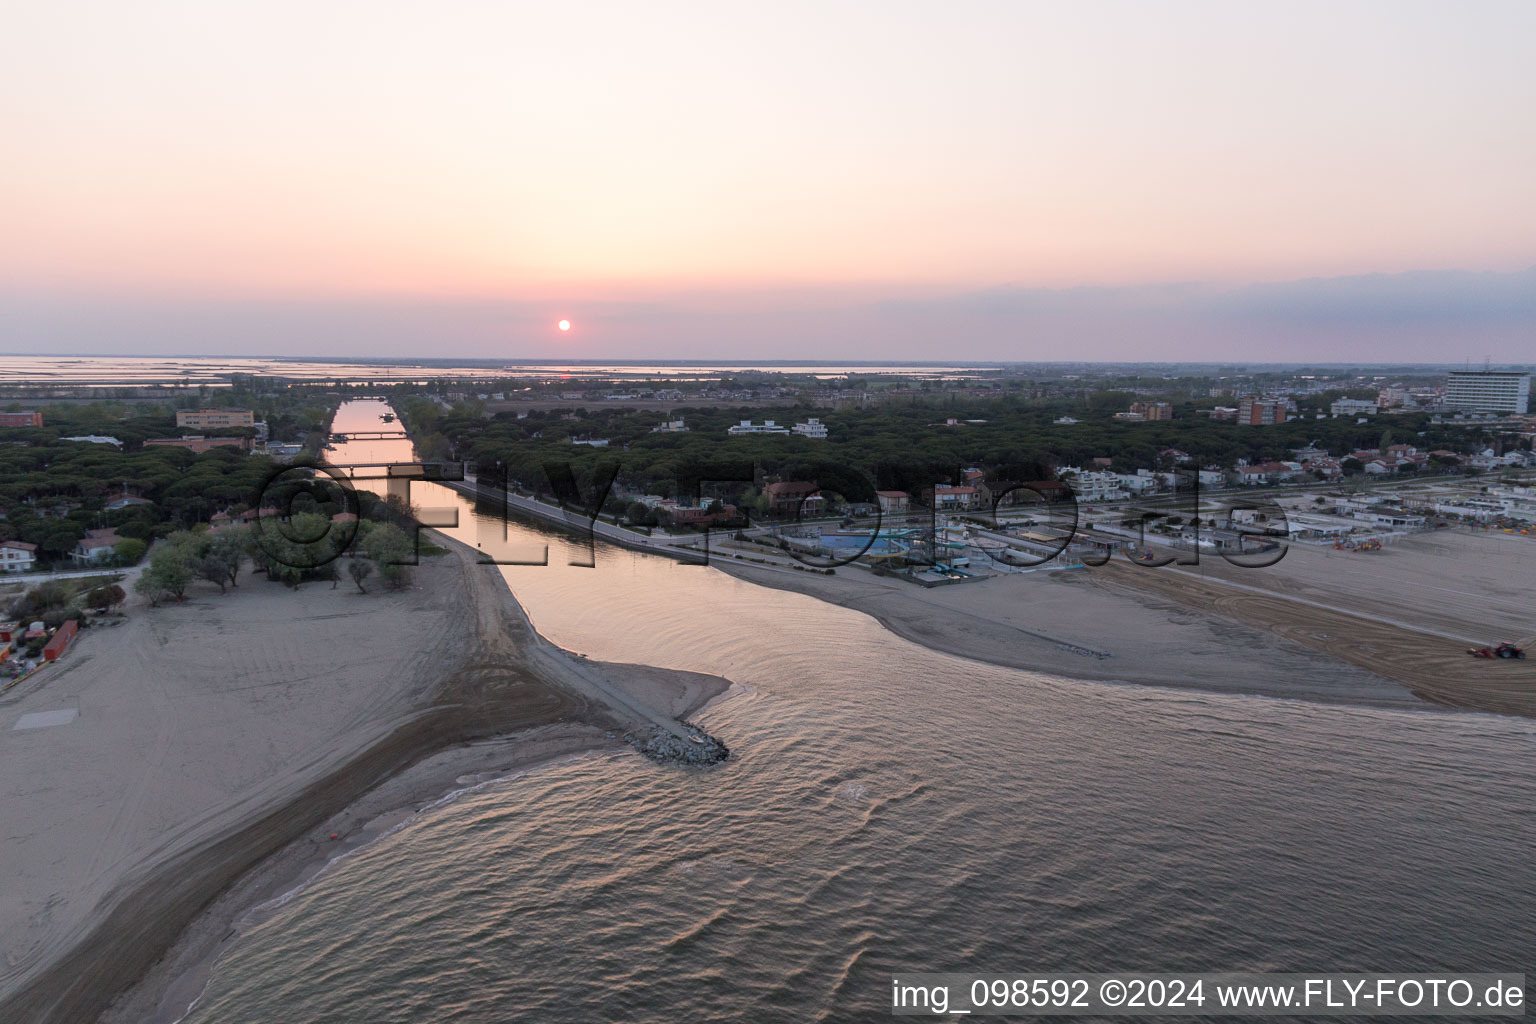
[558,319,571,332]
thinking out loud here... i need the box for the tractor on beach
[1467,642,1526,660]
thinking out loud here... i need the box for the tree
[363,522,413,590]
[193,550,229,591]
[86,583,126,613]
[347,559,373,593]
[247,513,339,588]
[195,529,247,592]
[35,520,85,562]
[114,537,148,565]
[1342,457,1365,477]
[135,549,193,605]
[9,580,72,622]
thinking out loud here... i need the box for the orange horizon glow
[1,2,1532,360]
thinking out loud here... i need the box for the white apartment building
[1330,398,1377,417]
[1,540,37,572]
[1066,470,1122,501]
[1444,371,1530,415]
[792,418,828,439]
[727,420,790,435]
[1116,473,1159,493]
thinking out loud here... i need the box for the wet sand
[710,527,1536,717]
[0,537,730,1024]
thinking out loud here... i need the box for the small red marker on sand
[329,833,339,840]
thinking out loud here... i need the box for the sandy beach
[710,526,1536,717]
[0,537,731,1024]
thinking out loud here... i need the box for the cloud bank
[2,267,1532,364]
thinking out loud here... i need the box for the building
[921,485,982,510]
[0,411,43,428]
[762,481,825,516]
[255,441,304,462]
[992,479,1073,507]
[176,408,255,429]
[1237,397,1287,425]
[1,540,38,572]
[1303,456,1343,480]
[1198,468,1228,487]
[1063,470,1121,500]
[1129,401,1173,421]
[652,419,689,433]
[1052,416,1078,425]
[1234,461,1299,485]
[71,527,121,565]
[875,490,910,514]
[1346,506,1426,529]
[62,435,123,447]
[1330,398,1377,418]
[664,502,738,526]
[728,420,791,435]
[1444,371,1530,415]
[792,418,828,439]
[144,435,253,453]
[570,437,610,446]
[30,499,81,518]
[104,493,153,511]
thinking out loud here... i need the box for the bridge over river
[329,430,410,441]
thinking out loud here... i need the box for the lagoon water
[180,402,1536,1023]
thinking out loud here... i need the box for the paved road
[1,565,143,584]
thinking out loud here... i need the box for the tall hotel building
[1444,371,1530,415]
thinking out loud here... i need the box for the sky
[2,0,1532,362]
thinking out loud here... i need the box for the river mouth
[140,399,1536,1023]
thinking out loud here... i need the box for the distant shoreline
[0,353,1517,369]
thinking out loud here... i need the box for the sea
[169,400,1536,1023]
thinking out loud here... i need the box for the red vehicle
[1468,642,1526,660]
